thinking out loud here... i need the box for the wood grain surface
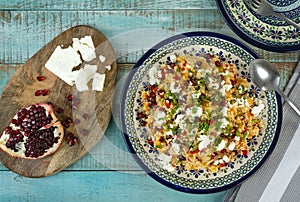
[0,25,117,177]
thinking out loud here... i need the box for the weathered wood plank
[0,171,227,201]
[0,0,217,10]
[1,10,299,65]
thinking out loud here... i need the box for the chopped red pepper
[165,99,171,108]
[242,150,248,156]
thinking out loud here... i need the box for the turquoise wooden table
[0,0,299,201]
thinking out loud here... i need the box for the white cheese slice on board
[45,45,82,85]
[72,36,96,62]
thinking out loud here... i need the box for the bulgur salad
[136,54,265,173]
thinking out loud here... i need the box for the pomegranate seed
[164,99,171,108]
[73,99,80,106]
[47,102,54,107]
[158,90,165,98]
[215,60,221,67]
[56,107,64,113]
[11,119,18,125]
[66,132,74,140]
[68,136,78,146]
[140,120,147,126]
[137,112,146,119]
[72,105,78,111]
[242,150,248,156]
[5,126,12,134]
[67,94,74,101]
[82,113,89,120]
[74,119,81,125]
[42,89,48,96]
[82,129,89,136]
[24,131,30,137]
[35,90,43,96]
[66,117,73,124]
[36,76,46,81]
[62,121,70,128]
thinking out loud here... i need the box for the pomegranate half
[0,103,64,159]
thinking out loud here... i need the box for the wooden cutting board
[0,25,117,177]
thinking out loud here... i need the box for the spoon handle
[279,91,300,116]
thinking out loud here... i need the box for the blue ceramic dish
[120,32,282,193]
[216,0,300,52]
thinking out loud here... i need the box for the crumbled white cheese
[172,143,180,155]
[158,153,174,172]
[228,141,235,151]
[45,45,82,85]
[149,66,160,85]
[219,159,224,164]
[224,84,233,91]
[221,107,229,117]
[221,83,233,96]
[72,36,96,62]
[198,135,211,151]
[220,118,229,129]
[223,155,230,163]
[235,97,250,108]
[99,55,106,63]
[186,106,203,118]
[155,111,166,126]
[92,73,106,91]
[174,114,185,128]
[105,65,111,71]
[166,130,173,136]
[192,92,201,99]
[216,139,226,151]
[234,136,240,142]
[208,78,219,89]
[170,55,177,63]
[251,103,265,117]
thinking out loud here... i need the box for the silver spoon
[249,59,300,116]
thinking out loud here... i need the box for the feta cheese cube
[73,36,96,62]
[45,45,82,85]
[92,73,106,91]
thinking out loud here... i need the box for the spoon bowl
[249,59,280,91]
[250,59,300,116]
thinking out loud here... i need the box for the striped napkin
[224,61,300,202]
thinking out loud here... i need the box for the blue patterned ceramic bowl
[120,32,282,193]
[216,0,300,52]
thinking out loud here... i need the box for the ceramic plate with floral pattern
[120,32,282,193]
[216,0,300,52]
